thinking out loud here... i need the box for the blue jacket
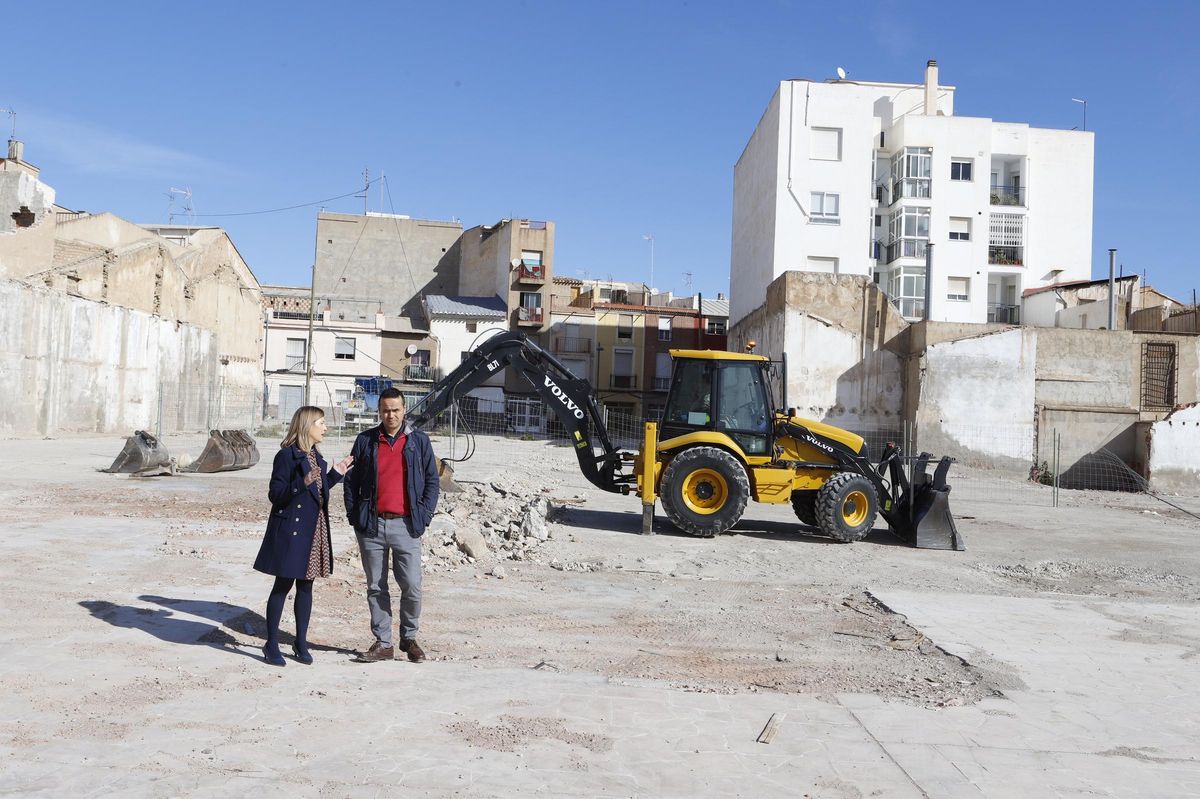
[343,422,439,537]
[254,445,345,579]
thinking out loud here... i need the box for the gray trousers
[356,516,422,645]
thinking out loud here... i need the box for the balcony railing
[517,263,545,282]
[653,377,671,391]
[885,237,928,264]
[990,184,1025,207]
[517,306,544,324]
[285,358,307,372]
[889,177,931,203]
[987,304,1021,324]
[554,336,591,353]
[988,245,1024,266]
[405,364,434,382]
[610,375,638,390]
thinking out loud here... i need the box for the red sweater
[376,431,408,516]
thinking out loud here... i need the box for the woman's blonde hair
[281,406,325,452]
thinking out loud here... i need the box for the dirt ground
[4,429,1195,715]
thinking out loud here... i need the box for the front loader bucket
[889,486,963,550]
[880,451,965,550]
[106,431,171,474]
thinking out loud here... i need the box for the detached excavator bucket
[438,458,462,493]
[106,431,171,474]
[881,451,965,551]
[183,429,260,473]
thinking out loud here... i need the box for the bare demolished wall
[1144,404,1200,494]
[914,327,1038,472]
[730,272,908,430]
[0,280,219,437]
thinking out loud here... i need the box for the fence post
[156,386,164,439]
[1052,428,1060,508]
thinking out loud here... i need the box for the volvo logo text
[543,376,586,419]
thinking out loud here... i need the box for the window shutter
[810,128,841,161]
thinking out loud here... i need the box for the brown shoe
[399,639,426,663]
[354,641,395,663]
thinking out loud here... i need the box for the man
[343,388,440,663]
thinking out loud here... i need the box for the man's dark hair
[379,387,404,405]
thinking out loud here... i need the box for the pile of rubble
[422,479,576,572]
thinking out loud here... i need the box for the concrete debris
[421,479,570,572]
[454,528,490,560]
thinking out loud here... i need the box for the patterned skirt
[304,450,333,579]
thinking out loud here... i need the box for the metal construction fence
[154,382,263,437]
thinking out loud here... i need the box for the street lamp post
[642,233,654,299]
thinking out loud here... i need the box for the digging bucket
[185,430,238,473]
[106,431,171,474]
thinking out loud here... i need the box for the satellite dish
[836,67,847,80]
[405,344,418,356]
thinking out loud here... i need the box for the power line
[191,179,382,218]
[383,175,419,298]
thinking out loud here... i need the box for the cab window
[664,360,713,426]
[716,362,769,453]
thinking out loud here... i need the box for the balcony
[884,237,928,264]
[889,177,931,203]
[517,263,546,282]
[554,336,591,353]
[653,377,671,391]
[988,304,1021,324]
[890,297,926,320]
[404,364,434,382]
[610,374,638,390]
[988,246,1024,266]
[517,306,544,325]
[990,184,1025,207]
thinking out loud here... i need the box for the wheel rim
[681,468,728,515]
[841,490,870,527]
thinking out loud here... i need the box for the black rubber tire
[659,446,750,538]
[815,472,878,543]
[791,490,819,527]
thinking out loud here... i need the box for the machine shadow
[733,519,908,547]
[560,507,906,547]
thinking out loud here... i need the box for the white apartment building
[730,60,1094,326]
[262,288,387,422]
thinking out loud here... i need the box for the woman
[253,406,353,666]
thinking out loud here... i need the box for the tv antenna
[1,107,15,139]
[355,167,370,215]
[682,271,694,293]
[165,187,194,226]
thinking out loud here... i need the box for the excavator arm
[406,331,632,494]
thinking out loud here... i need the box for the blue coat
[253,445,345,579]
[343,422,439,537]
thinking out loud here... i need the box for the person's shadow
[79,595,355,660]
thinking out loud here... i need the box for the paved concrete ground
[1,433,1198,797]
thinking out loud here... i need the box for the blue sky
[6,1,1198,302]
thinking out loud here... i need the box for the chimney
[7,138,23,162]
[924,60,938,115]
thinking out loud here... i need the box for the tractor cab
[659,350,775,458]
